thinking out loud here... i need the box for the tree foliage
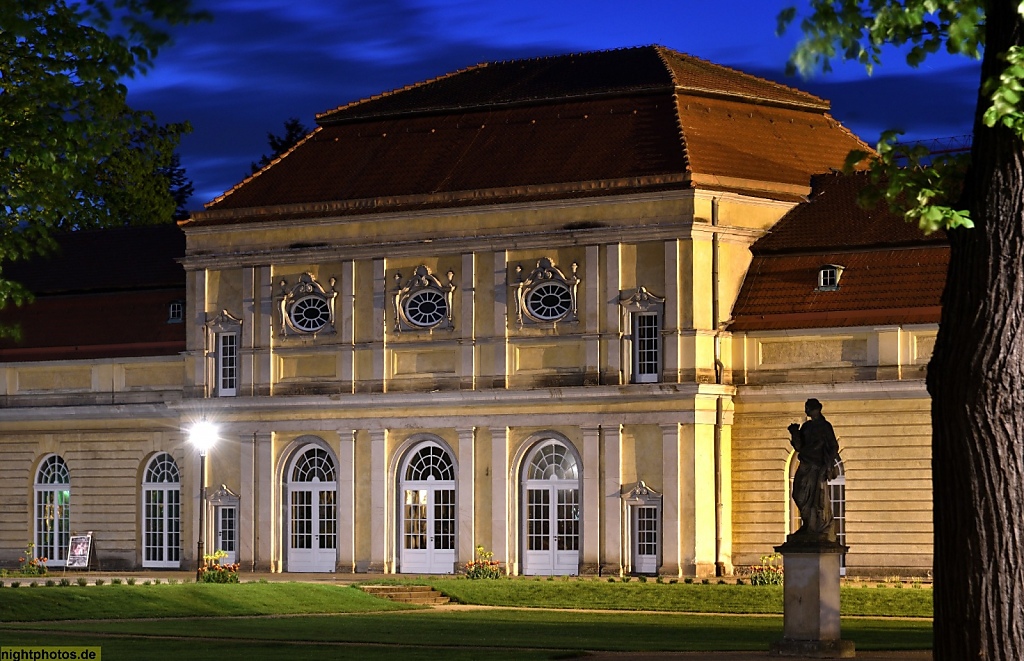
[779,0,985,233]
[251,117,311,174]
[0,1,208,312]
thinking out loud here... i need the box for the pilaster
[368,429,387,572]
[337,429,356,573]
[457,427,476,565]
[581,425,601,573]
[601,424,623,575]
[460,253,477,390]
[490,426,509,571]
[660,422,682,576]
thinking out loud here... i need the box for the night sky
[125,0,981,209]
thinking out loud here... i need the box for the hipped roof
[189,46,869,226]
[729,172,948,331]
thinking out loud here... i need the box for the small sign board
[66,533,93,569]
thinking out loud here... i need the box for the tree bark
[928,2,1024,658]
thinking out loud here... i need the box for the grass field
[0,579,932,660]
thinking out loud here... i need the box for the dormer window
[817,265,844,291]
[167,301,184,323]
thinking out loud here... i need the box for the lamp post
[188,421,218,582]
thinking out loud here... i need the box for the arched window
[142,453,181,568]
[291,447,336,483]
[286,444,338,572]
[522,438,581,575]
[34,455,70,566]
[399,441,456,574]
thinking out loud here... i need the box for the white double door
[288,483,337,572]
[523,483,580,575]
[400,485,456,574]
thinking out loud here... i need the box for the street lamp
[188,420,218,582]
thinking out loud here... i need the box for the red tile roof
[0,225,186,361]
[192,46,868,225]
[729,173,948,331]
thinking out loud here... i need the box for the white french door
[524,486,579,575]
[215,505,237,564]
[400,487,456,573]
[633,506,659,575]
[522,439,581,576]
[399,442,457,574]
[286,446,338,573]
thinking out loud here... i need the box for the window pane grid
[557,488,580,551]
[219,507,236,553]
[633,312,660,382]
[637,506,658,556]
[291,491,312,550]
[433,489,455,550]
[218,333,238,395]
[403,490,428,550]
[527,489,551,551]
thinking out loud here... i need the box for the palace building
[0,46,940,577]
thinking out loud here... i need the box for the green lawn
[0,580,932,660]
[364,577,933,618]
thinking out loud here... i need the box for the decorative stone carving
[392,265,456,332]
[205,309,242,335]
[622,480,662,506]
[618,286,665,314]
[511,257,580,328]
[278,273,337,337]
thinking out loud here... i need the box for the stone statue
[788,398,841,540]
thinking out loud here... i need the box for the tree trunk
[928,2,1024,658]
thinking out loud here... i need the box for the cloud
[744,63,980,144]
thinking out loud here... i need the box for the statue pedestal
[770,537,855,658]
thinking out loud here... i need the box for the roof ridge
[653,46,693,177]
[658,46,831,110]
[201,126,323,211]
[315,61,491,122]
[315,45,670,125]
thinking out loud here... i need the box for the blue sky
[126,0,980,208]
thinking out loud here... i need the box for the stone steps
[359,584,450,605]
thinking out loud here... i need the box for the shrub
[718,579,727,585]
[29,581,39,588]
[749,553,784,586]
[76,578,87,587]
[464,546,503,580]
[59,578,71,587]
[95,579,104,586]
[606,578,615,583]
[143,580,152,586]
[638,576,647,583]
[152,579,161,585]
[111,578,122,585]
[126,578,136,585]
[11,581,20,588]
[45,579,55,587]
[0,580,5,588]
[736,578,746,585]
[656,576,664,584]
[167,578,177,585]
[683,578,693,584]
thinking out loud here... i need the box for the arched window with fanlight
[398,440,457,574]
[34,455,71,566]
[142,453,181,568]
[521,438,581,576]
